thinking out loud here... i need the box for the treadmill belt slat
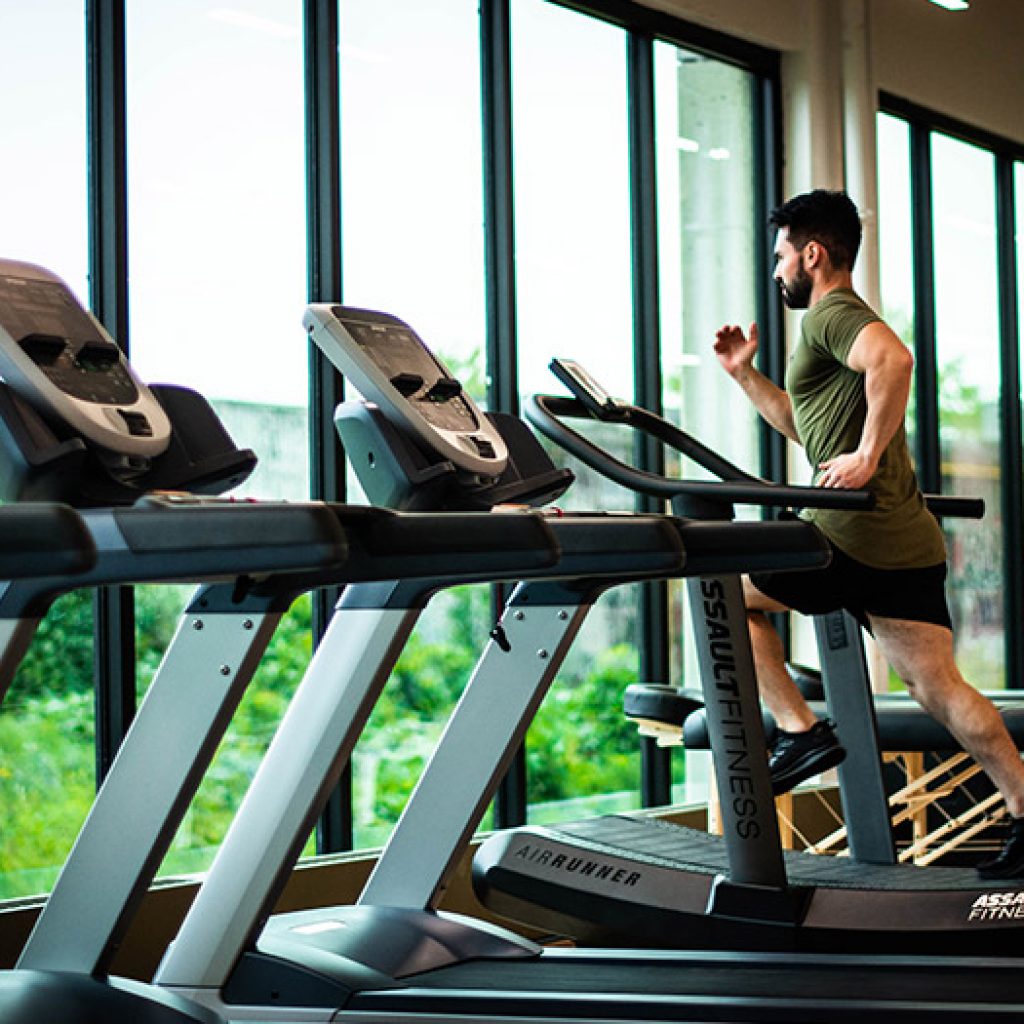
[556,815,1007,891]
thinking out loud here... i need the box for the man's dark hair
[769,189,862,271]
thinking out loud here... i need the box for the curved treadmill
[472,375,1022,961]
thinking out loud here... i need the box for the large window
[337,0,490,848]
[510,0,642,820]
[0,2,781,897]
[126,0,309,491]
[0,4,88,298]
[125,0,309,878]
[339,0,485,388]
[876,113,917,444]
[653,43,763,798]
[931,134,1004,687]
[655,44,759,472]
[512,0,633,405]
[878,100,1024,692]
[0,3,93,900]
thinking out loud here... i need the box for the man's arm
[713,323,800,444]
[816,320,913,489]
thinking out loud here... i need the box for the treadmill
[472,360,1022,958]
[152,307,1024,1021]
[0,263,558,1024]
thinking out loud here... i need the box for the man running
[714,188,1024,879]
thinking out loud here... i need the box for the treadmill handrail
[924,494,985,519]
[528,394,985,521]
[0,501,351,619]
[527,394,874,512]
[0,503,96,578]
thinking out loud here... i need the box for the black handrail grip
[923,494,985,519]
[527,394,874,512]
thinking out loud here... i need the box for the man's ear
[802,240,824,270]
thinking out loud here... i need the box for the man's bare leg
[868,615,1024,818]
[742,576,818,732]
[741,577,846,794]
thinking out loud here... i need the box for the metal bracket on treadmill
[706,874,811,925]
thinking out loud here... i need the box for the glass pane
[126,0,310,877]
[655,43,759,475]
[339,0,485,399]
[0,4,92,899]
[513,0,632,407]
[931,133,1004,688]
[0,3,88,299]
[337,0,490,847]
[653,42,760,800]
[511,0,640,821]
[876,112,917,448]
[127,0,308,501]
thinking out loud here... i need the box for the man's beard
[779,265,813,309]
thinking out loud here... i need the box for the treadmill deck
[474,814,1024,955]
[555,814,1005,891]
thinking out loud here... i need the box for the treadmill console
[550,357,626,420]
[0,260,171,460]
[304,305,508,479]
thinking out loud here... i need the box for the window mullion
[627,30,671,807]
[305,0,351,854]
[996,157,1023,689]
[481,0,518,416]
[480,0,528,830]
[86,0,136,786]
[909,124,941,494]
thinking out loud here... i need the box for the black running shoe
[768,719,846,795]
[977,818,1024,880]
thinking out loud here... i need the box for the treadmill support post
[686,574,789,894]
[815,610,895,864]
[359,580,596,910]
[18,602,282,974]
[156,591,426,991]
[0,616,42,702]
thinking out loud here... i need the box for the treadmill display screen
[0,275,104,349]
[347,321,480,433]
[0,274,139,404]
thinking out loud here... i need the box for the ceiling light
[928,0,969,10]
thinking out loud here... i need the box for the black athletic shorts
[748,539,952,632]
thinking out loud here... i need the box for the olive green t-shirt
[786,289,946,569]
